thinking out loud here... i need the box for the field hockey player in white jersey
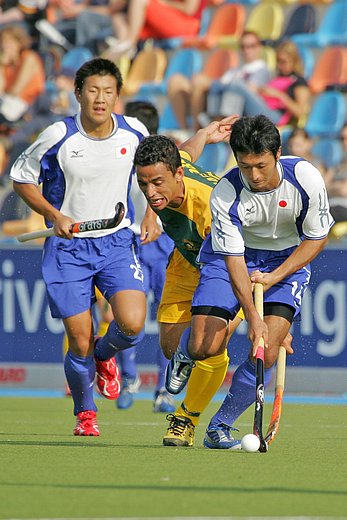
[165,114,334,449]
[10,58,160,436]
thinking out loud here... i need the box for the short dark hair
[134,135,181,174]
[125,101,159,135]
[230,115,281,160]
[74,58,123,94]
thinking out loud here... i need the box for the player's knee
[188,338,211,360]
[264,350,277,369]
[118,322,144,337]
[160,339,174,360]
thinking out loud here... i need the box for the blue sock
[116,347,137,381]
[94,321,145,361]
[176,326,192,359]
[64,351,97,416]
[209,357,273,428]
[156,347,169,391]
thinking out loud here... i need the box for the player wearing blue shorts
[10,59,159,436]
[114,100,175,413]
[165,114,334,448]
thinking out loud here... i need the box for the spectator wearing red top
[107,0,207,55]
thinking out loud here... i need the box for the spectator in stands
[168,30,271,132]
[202,40,310,129]
[106,0,207,56]
[326,123,347,223]
[287,128,327,173]
[0,24,45,129]
[73,0,128,53]
[0,66,77,185]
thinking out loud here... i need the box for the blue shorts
[42,228,145,319]
[192,247,311,319]
[138,233,174,304]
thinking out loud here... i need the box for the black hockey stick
[17,202,125,242]
[253,282,268,453]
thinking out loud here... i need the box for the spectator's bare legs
[190,73,213,132]
[167,73,192,129]
[111,0,149,45]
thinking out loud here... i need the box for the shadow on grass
[0,481,346,496]
[0,438,173,448]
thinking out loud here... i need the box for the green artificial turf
[0,397,346,519]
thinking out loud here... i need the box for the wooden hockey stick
[265,345,287,444]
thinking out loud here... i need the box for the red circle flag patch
[279,200,287,207]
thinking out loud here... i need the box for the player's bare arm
[250,237,329,289]
[224,255,268,356]
[13,181,74,238]
[140,204,162,244]
[180,115,239,163]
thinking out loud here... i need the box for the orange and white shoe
[94,355,121,400]
[73,410,100,436]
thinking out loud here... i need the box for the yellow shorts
[157,249,200,324]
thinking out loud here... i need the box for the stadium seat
[298,47,315,80]
[195,142,230,175]
[121,47,167,97]
[200,48,239,80]
[137,48,204,100]
[60,47,93,72]
[312,138,344,168]
[305,91,346,138]
[308,46,347,95]
[183,3,247,50]
[280,3,316,40]
[158,102,181,132]
[291,0,347,48]
[244,2,284,43]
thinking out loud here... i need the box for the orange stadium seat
[309,46,347,95]
[182,3,247,50]
[202,48,239,80]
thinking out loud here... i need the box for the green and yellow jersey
[158,150,220,267]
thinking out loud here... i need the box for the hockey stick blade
[17,202,125,242]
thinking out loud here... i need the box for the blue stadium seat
[305,91,346,139]
[60,47,94,72]
[291,1,347,48]
[137,48,203,101]
[298,47,315,80]
[281,3,316,40]
[196,142,230,175]
[312,138,344,168]
[158,103,181,132]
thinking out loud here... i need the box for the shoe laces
[209,423,239,441]
[166,414,192,435]
[77,411,97,426]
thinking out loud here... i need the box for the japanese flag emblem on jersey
[115,144,130,158]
